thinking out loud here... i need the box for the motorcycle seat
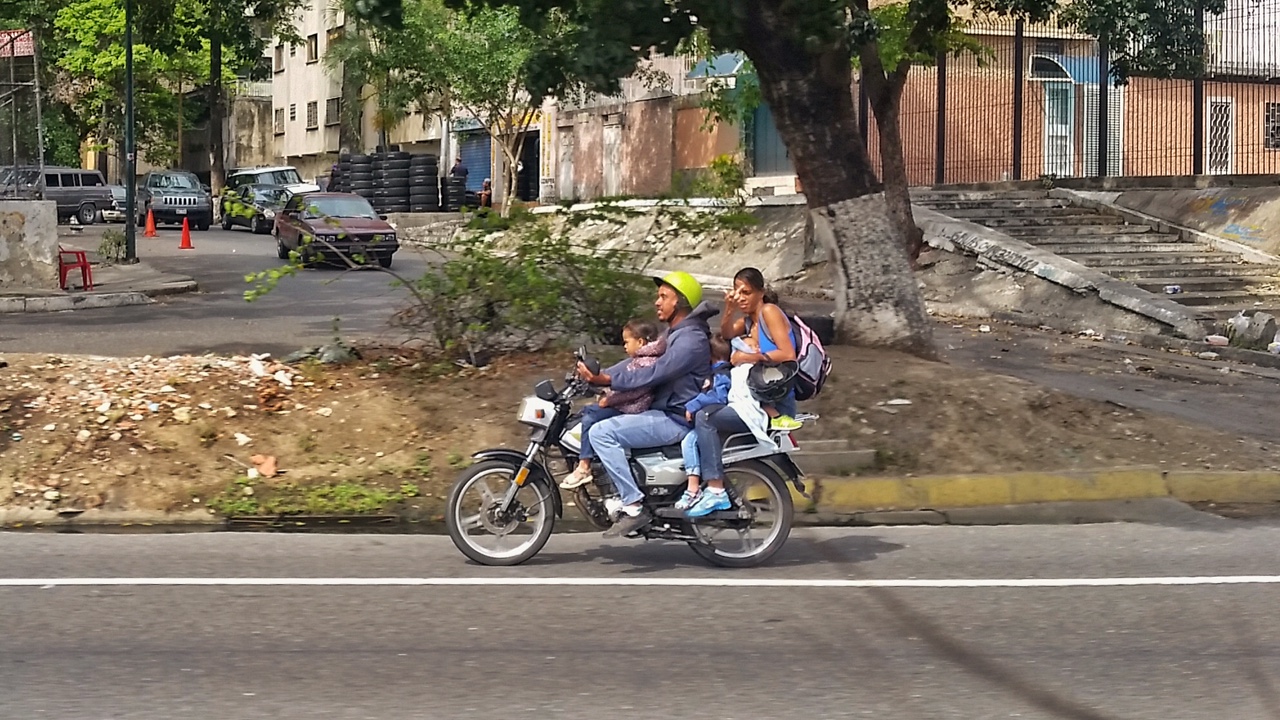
[634,444,685,459]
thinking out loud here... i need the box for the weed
[97,230,128,264]
[296,358,326,385]
[196,423,220,448]
[412,451,433,478]
[207,477,418,517]
[297,432,318,454]
[446,451,467,470]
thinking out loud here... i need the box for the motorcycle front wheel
[446,460,556,566]
[687,459,794,568]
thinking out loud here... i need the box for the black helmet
[747,361,799,405]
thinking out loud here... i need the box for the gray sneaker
[603,508,651,538]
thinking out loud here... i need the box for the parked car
[226,166,321,198]
[138,170,213,230]
[101,185,128,222]
[221,183,290,234]
[274,192,399,268]
[0,165,112,224]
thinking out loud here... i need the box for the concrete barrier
[0,200,58,291]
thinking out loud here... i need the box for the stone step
[1070,252,1241,267]
[912,189,1049,202]
[938,206,1097,219]
[979,214,1125,228]
[1198,305,1280,320]
[1032,232,1184,244]
[1164,290,1280,307]
[918,198,1069,211]
[1036,242,1206,255]
[1001,224,1155,237]
[1110,264,1280,279]
[1131,276,1280,293]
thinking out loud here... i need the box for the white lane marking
[0,576,1279,588]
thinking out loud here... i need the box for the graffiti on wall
[1221,223,1267,243]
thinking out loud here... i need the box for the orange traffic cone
[178,217,194,250]
[143,209,157,238]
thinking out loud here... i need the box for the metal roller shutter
[457,132,491,192]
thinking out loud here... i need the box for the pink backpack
[790,315,832,401]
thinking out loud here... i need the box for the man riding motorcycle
[576,271,715,538]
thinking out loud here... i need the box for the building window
[1266,103,1280,150]
[289,43,297,56]
[1034,39,1065,56]
[289,104,296,122]
[273,44,284,73]
[306,101,319,130]
[327,26,344,46]
[274,108,285,135]
[325,97,341,126]
[306,34,318,63]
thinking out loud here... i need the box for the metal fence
[854,0,1280,186]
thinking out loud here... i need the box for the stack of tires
[332,155,352,192]
[348,154,375,203]
[442,176,467,212]
[408,154,440,212]
[377,150,412,214]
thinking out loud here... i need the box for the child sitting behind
[560,319,665,489]
[676,335,733,510]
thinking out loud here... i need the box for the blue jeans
[681,430,701,477]
[590,410,690,506]
[693,405,750,482]
[576,405,621,461]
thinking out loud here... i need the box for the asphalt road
[0,224,432,357]
[3,521,1280,719]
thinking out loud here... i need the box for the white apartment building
[271,0,450,183]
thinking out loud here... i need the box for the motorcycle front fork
[498,442,542,513]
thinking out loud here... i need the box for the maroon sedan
[273,192,400,268]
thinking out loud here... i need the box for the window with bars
[1266,103,1280,150]
[273,108,285,135]
[306,34,318,63]
[306,101,319,130]
[1207,98,1235,175]
[325,97,341,126]
[289,104,296,122]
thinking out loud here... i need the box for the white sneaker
[559,468,592,489]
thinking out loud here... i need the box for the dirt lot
[1,335,1275,521]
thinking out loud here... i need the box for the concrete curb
[0,280,197,313]
[915,205,1211,339]
[0,508,220,527]
[803,468,1280,517]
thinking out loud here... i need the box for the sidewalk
[0,239,198,313]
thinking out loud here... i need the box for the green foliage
[98,229,127,263]
[394,217,649,357]
[208,476,419,517]
[691,154,746,199]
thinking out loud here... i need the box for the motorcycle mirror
[534,380,558,402]
[582,355,601,376]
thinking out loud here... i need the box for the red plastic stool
[57,247,94,291]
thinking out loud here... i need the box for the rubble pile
[0,353,308,511]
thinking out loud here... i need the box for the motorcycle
[445,349,816,567]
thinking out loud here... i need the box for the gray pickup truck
[137,170,213,230]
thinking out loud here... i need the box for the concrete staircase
[913,189,1280,320]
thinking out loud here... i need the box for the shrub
[97,230,127,264]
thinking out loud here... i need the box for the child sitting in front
[675,335,733,510]
[560,319,665,489]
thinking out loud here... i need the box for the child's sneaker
[684,488,731,518]
[559,468,592,489]
[674,490,700,511]
[770,415,803,431]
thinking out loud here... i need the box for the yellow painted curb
[810,469,1280,512]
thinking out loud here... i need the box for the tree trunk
[176,78,183,169]
[862,61,925,265]
[338,57,362,153]
[207,17,226,195]
[738,1,935,357]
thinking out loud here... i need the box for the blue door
[751,105,793,176]
[457,132,491,191]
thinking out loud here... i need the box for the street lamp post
[123,0,137,262]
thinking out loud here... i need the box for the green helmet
[654,271,703,308]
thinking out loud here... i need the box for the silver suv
[0,165,112,224]
[138,170,213,230]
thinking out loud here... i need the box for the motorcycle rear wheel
[446,460,555,566]
[687,460,793,568]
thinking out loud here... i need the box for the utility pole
[123,0,137,262]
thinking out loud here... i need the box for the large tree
[400,0,1217,357]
